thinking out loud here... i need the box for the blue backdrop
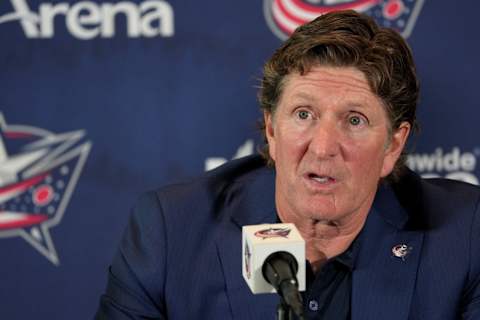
[0,0,478,319]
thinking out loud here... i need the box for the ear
[381,122,411,177]
[264,112,276,161]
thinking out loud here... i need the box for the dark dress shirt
[300,236,361,320]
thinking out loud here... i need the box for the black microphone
[262,251,305,319]
[242,223,306,319]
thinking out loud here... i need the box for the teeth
[312,176,329,183]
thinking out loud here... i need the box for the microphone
[242,223,305,318]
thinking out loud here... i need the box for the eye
[348,114,367,127]
[296,110,311,120]
[349,115,361,125]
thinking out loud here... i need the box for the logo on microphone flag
[244,241,252,279]
[254,227,291,239]
[264,0,425,40]
[0,114,91,265]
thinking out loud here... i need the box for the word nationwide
[407,147,479,185]
[0,0,174,39]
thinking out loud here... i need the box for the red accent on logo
[0,214,49,229]
[4,131,35,139]
[33,185,54,206]
[271,0,381,36]
[383,0,404,19]
[0,173,48,194]
[290,0,380,13]
[277,0,304,25]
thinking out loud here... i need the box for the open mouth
[308,173,335,184]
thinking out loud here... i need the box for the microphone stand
[276,298,306,320]
[263,252,305,320]
[276,299,294,320]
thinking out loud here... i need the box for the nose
[308,119,341,159]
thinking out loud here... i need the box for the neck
[278,210,367,273]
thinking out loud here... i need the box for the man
[96,10,480,319]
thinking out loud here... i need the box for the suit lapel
[215,167,279,319]
[352,183,424,320]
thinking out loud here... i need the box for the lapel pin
[392,244,412,261]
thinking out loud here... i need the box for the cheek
[276,126,309,159]
[345,141,387,174]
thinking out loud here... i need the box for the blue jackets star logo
[0,113,91,265]
[254,227,291,239]
[264,0,425,40]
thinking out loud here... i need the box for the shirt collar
[332,229,363,271]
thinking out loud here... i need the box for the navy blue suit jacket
[96,155,480,319]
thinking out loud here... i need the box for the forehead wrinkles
[281,67,375,104]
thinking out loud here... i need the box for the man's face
[265,66,409,226]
